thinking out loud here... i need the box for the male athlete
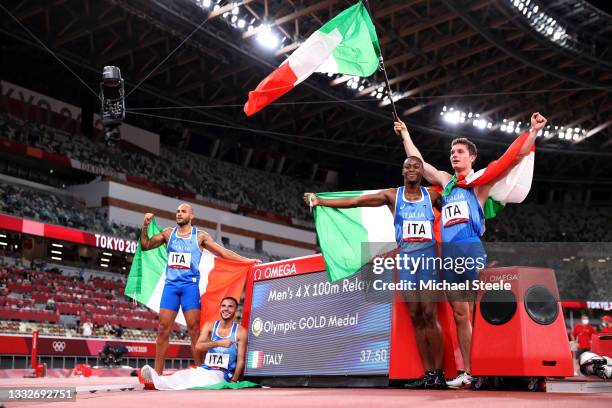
[395,112,547,387]
[140,204,257,374]
[140,297,247,390]
[304,156,447,389]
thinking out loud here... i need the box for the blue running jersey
[165,227,202,284]
[393,186,436,250]
[441,182,485,243]
[201,321,238,382]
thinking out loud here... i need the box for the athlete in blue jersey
[304,156,447,389]
[139,297,247,390]
[140,204,257,375]
[396,113,547,387]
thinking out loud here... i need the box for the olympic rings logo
[52,341,66,352]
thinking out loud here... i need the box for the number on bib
[442,201,470,227]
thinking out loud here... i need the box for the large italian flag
[244,2,380,116]
[124,218,254,327]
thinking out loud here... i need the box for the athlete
[139,297,247,390]
[395,112,547,387]
[140,203,257,374]
[304,156,447,389]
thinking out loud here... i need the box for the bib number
[442,201,470,227]
[168,252,191,269]
[402,221,433,242]
[205,353,229,369]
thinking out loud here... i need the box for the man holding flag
[304,156,447,389]
[395,112,547,388]
[137,203,257,375]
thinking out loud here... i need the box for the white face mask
[582,319,589,325]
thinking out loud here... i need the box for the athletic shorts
[160,281,201,312]
[396,243,440,285]
[441,239,487,284]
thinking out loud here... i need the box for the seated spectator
[114,324,124,339]
[82,320,93,337]
[45,298,56,311]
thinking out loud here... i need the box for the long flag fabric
[244,2,380,116]
[313,190,395,283]
[442,130,535,219]
[124,218,255,327]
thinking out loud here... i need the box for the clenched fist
[303,193,319,207]
[531,112,547,131]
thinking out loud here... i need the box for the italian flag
[247,351,264,369]
[124,218,255,327]
[244,2,380,116]
[443,130,535,219]
[313,190,396,282]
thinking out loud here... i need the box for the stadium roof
[2,0,611,187]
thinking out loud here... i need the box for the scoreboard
[241,254,462,384]
[245,268,392,376]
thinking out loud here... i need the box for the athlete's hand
[530,112,547,131]
[143,213,154,226]
[216,339,234,348]
[252,259,262,264]
[303,193,319,207]
[393,119,408,137]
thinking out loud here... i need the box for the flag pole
[362,0,399,120]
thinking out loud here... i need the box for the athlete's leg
[183,309,202,366]
[143,365,225,390]
[406,299,433,371]
[156,308,178,374]
[180,283,203,366]
[420,297,444,370]
[157,283,181,374]
[448,299,472,373]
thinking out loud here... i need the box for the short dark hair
[221,296,239,307]
[451,138,477,156]
[404,156,423,165]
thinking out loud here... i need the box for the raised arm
[198,231,258,263]
[394,119,452,187]
[303,189,395,210]
[140,213,170,250]
[231,326,248,382]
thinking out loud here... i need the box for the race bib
[205,352,229,369]
[168,252,191,269]
[402,221,433,242]
[442,201,470,227]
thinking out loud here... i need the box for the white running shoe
[140,365,154,383]
[446,372,474,388]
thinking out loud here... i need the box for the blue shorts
[441,239,487,284]
[160,281,201,312]
[396,243,440,285]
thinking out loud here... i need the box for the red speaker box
[471,267,573,377]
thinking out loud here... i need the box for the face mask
[582,319,589,325]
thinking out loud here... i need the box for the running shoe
[404,371,433,389]
[446,371,474,388]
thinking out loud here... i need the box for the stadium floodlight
[100,263,109,268]
[237,19,246,29]
[51,250,62,255]
[52,243,63,248]
[51,256,62,261]
[102,252,112,256]
[101,257,111,262]
[256,25,280,50]
[443,110,461,125]
[232,4,239,15]
[0,242,7,246]
[0,234,5,238]
[202,0,211,7]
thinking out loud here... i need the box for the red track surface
[2,377,611,408]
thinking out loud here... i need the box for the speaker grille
[524,285,558,325]
[480,289,517,325]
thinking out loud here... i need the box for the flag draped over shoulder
[244,2,380,116]
[443,130,535,219]
[124,218,255,327]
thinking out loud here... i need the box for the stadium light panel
[256,25,280,50]
[52,243,63,248]
[0,242,7,246]
[51,250,62,255]
[237,19,246,29]
[51,256,62,261]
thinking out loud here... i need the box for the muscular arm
[140,221,170,251]
[231,326,247,382]
[304,189,395,210]
[198,231,255,263]
[394,120,452,187]
[195,322,216,352]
